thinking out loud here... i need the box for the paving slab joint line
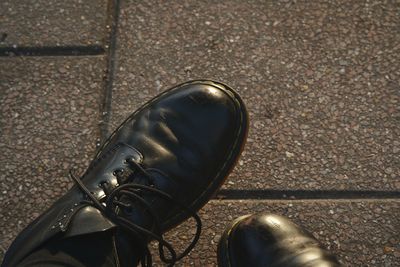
[99,0,121,142]
[215,189,400,200]
[0,45,104,56]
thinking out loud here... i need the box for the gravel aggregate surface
[0,0,108,48]
[111,0,400,191]
[0,56,105,258]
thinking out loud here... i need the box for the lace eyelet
[113,169,124,176]
[98,181,108,188]
[124,157,134,164]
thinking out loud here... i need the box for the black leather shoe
[3,80,248,267]
[218,214,341,267]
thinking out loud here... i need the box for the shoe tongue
[82,144,178,240]
[117,169,178,239]
[81,143,143,200]
[87,142,143,176]
[135,168,178,193]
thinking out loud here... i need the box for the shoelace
[69,156,202,267]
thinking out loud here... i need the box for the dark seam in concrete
[0,46,104,56]
[215,189,400,200]
[100,0,121,142]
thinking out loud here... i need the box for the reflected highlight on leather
[218,214,341,267]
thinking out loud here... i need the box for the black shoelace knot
[70,156,201,267]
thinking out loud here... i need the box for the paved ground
[0,57,104,251]
[0,0,108,48]
[0,0,399,266]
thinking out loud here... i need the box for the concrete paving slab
[150,199,400,266]
[111,0,400,191]
[0,0,108,48]
[0,56,104,258]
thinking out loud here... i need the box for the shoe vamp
[105,98,237,203]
